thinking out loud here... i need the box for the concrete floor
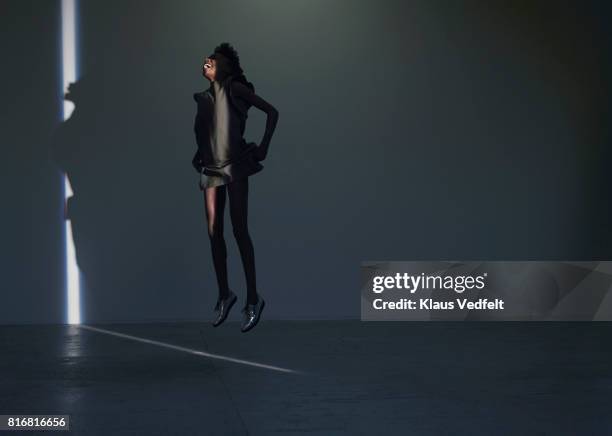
[0,321,610,435]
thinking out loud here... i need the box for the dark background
[2,0,612,324]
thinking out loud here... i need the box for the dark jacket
[192,75,279,187]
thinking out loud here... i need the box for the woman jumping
[192,42,279,332]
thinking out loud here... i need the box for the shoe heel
[253,299,266,328]
[240,298,266,333]
[212,292,237,327]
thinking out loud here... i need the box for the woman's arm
[232,81,279,161]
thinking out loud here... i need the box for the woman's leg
[204,184,229,300]
[227,177,258,305]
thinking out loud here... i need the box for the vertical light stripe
[61,0,76,120]
[61,0,80,324]
[64,177,80,325]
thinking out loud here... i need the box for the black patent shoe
[213,290,237,327]
[240,296,265,333]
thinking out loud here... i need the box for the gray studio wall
[2,0,612,324]
[1,1,64,324]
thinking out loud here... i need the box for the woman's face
[202,57,216,81]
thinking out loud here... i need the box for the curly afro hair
[212,42,241,67]
[209,42,254,91]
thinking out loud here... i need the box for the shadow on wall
[48,67,206,324]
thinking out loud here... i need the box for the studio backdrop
[2,0,612,324]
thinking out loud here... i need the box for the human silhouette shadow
[48,68,199,324]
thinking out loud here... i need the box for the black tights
[205,177,258,305]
